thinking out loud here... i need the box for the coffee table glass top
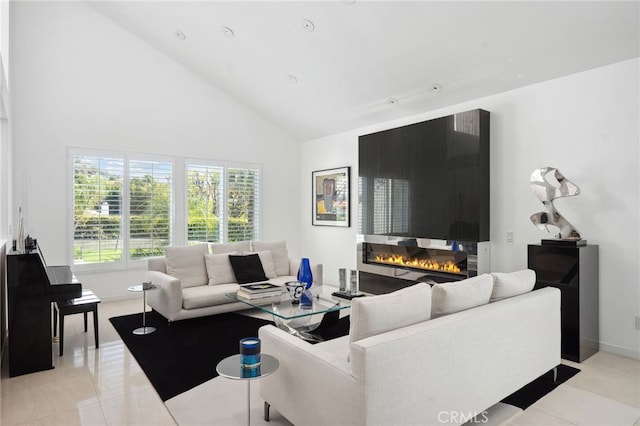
[225,291,350,320]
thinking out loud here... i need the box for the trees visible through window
[186,163,261,244]
[73,155,125,264]
[187,164,223,243]
[128,160,172,259]
[227,167,260,242]
[71,150,261,269]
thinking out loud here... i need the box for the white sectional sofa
[259,270,561,426]
[146,240,323,322]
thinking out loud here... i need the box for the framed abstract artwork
[312,167,350,227]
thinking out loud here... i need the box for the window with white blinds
[72,154,125,265]
[186,164,224,243]
[186,163,261,244]
[129,159,173,259]
[70,149,261,269]
[71,152,173,267]
[227,167,261,242]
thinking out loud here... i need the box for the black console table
[527,240,599,362]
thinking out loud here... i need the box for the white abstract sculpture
[529,167,581,240]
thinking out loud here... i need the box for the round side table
[127,283,158,335]
[216,353,279,426]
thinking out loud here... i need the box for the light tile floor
[0,298,638,426]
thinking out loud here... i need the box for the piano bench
[53,289,101,356]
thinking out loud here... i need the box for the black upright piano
[6,247,82,377]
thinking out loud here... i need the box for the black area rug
[111,310,578,407]
[109,310,350,401]
[501,363,580,410]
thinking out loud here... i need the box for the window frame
[68,148,261,272]
[184,158,262,245]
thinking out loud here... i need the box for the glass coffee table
[226,291,351,342]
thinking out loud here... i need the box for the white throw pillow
[210,241,251,254]
[349,283,432,345]
[251,240,289,276]
[243,250,277,279]
[204,252,237,285]
[490,269,536,302]
[431,274,494,318]
[164,244,209,288]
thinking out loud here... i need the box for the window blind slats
[72,152,261,268]
[186,164,224,244]
[129,160,173,258]
[73,155,124,264]
[227,167,261,242]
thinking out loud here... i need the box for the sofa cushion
[431,274,493,318]
[164,244,209,288]
[490,269,536,302]
[211,241,251,254]
[182,284,239,310]
[252,240,289,276]
[204,252,237,285]
[244,250,277,279]
[229,254,269,284]
[349,283,432,345]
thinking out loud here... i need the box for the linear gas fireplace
[364,243,468,277]
[357,236,490,294]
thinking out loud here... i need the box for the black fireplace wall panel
[359,109,490,242]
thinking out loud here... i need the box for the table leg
[59,312,65,356]
[142,290,147,329]
[133,289,156,335]
[93,306,99,348]
[247,379,251,426]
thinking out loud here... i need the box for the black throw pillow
[228,253,269,284]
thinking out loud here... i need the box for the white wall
[302,58,640,359]
[10,1,639,359]
[10,2,302,301]
[0,0,9,242]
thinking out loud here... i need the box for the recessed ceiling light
[175,30,186,40]
[287,74,298,84]
[222,26,235,37]
[301,19,315,32]
[387,98,399,106]
[431,83,443,93]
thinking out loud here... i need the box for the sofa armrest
[288,258,323,287]
[147,256,167,274]
[146,270,183,321]
[259,325,360,425]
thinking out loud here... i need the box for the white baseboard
[599,342,640,361]
[99,294,140,304]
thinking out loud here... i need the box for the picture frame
[312,167,350,227]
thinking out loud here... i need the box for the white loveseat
[146,241,323,322]
[259,270,561,426]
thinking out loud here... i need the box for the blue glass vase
[297,258,314,308]
[297,258,313,289]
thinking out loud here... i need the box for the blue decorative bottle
[297,258,313,289]
[297,258,313,308]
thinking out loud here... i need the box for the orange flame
[374,254,461,274]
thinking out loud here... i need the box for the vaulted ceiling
[88,1,640,141]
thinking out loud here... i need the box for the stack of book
[237,282,282,300]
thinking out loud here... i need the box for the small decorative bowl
[285,281,306,304]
